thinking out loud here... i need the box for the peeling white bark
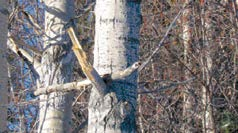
[88,0,141,132]
[38,0,75,132]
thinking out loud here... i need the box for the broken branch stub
[33,62,141,95]
[66,27,107,96]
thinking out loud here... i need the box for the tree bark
[182,0,194,132]
[0,0,9,131]
[88,0,141,132]
[38,0,75,132]
[201,1,215,133]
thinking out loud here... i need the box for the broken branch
[10,36,42,56]
[8,36,41,78]
[67,27,107,96]
[33,62,140,96]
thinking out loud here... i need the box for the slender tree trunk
[231,0,238,103]
[88,0,141,132]
[182,0,193,132]
[0,0,9,132]
[38,0,74,132]
[200,1,215,133]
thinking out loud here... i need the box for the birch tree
[88,0,141,132]
[0,0,9,131]
[200,1,215,132]
[182,0,194,132]
[37,0,75,132]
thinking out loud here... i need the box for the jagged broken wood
[33,26,140,96]
[33,61,140,96]
[67,27,107,96]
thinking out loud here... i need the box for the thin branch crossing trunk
[38,0,75,132]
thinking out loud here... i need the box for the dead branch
[34,79,92,96]
[10,36,42,56]
[67,27,107,96]
[33,61,140,96]
[8,36,41,78]
[138,77,196,94]
[138,6,185,72]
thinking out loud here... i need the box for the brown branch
[138,77,196,94]
[67,27,107,96]
[138,6,185,72]
[21,10,42,35]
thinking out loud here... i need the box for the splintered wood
[67,27,106,96]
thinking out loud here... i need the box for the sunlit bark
[182,0,194,132]
[201,1,215,133]
[37,0,75,132]
[88,0,141,132]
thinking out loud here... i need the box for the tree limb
[21,10,42,35]
[138,77,196,94]
[8,36,41,78]
[67,26,107,96]
[33,62,140,96]
[10,36,42,56]
[34,79,92,96]
[138,6,185,72]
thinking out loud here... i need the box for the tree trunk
[88,0,141,132]
[38,0,74,132]
[201,1,215,133]
[182,0,193,132]
[0,0,9,132]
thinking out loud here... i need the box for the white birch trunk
[38,0,74,132]
[182,0,193,132]
[0,0,9,131]
[201,1,215,133]
[88,0,141,132]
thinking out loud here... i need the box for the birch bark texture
[201,1,215,133]
[88,0,141,132]
[0,0,8,131]
[38,0,74,132]
[182,0,194,132]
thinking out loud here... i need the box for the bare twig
[138,6,185,72]
[139,77,196,94]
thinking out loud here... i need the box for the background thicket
[0,0,237,132]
